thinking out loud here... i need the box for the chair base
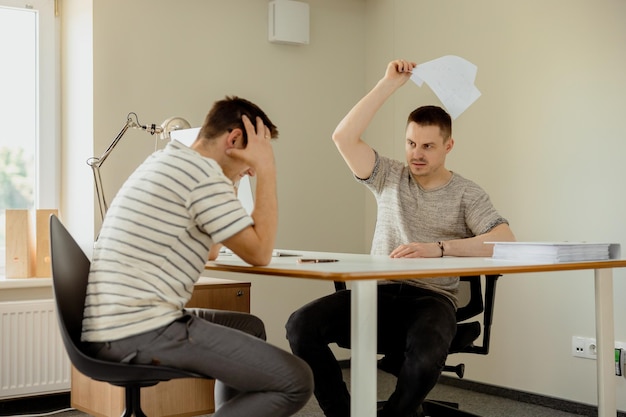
[377,399,482,417]
[122,386,149,417]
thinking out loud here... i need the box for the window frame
[0,0,60,209]
[0,0,60,276]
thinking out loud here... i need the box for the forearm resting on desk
[208,244,223,261]
[443,223,516,257]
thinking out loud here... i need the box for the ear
[445,137,454,153]
[226,128,243,149]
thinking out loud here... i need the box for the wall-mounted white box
[268,0,309,45]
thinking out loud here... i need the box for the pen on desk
[298,258,339,263]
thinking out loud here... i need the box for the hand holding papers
[410,55,481,119]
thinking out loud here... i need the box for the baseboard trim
[438,375,625,417]
[338,360,625,417]
[0,392,71,416]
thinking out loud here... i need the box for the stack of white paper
[410,55,481,120]
[490,242,616,262]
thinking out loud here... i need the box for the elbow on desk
[244,258,271,267]
[238,251,273,267]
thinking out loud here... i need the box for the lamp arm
[86,112,190,221]
[86,113,139,169]
[90,159,107,221]
[86,113,140,220]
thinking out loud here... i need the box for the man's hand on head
[226,115,276,176]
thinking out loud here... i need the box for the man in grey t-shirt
[286,59,515,417]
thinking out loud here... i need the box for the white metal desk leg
[594,268,616,417]
[351,280,378,417]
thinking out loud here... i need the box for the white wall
[363,0,626,410]
[60,0,95,253]
[61,0,366,362]
[60,0,626,411]
[88,0,368,254]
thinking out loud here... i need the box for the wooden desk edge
[196,276,251,288]
[205,259,626,282]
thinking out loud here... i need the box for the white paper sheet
[410,55,481,119]
[236,175,254,215]
[169,127,200,147]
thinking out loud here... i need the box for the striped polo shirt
[82,140,253,342]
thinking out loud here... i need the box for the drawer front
[187,285,250,313]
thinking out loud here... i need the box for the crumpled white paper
[410,55,481,119]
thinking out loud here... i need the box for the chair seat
[66,340,207,387]
[448,322,481,353]
[92,361,206,388]
[375,321,481,377]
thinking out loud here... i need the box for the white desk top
[207,249,626,417]
[208,250,626,281]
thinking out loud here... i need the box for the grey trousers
[86,308,313,417]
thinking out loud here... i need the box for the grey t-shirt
[356,151,508,306]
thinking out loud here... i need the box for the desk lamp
[86,112,191,220]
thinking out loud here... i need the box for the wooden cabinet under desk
[70,277,251,417]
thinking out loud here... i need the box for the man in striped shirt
[83,96,313,417]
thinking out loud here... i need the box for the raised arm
[332,59,416,179]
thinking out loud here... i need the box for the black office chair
[334,274,500,417]
[422,274,500,416]
[443,275,500,375]
[49,214,211,417]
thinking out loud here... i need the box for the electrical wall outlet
[572,336,626,376]
[572,336,597,359]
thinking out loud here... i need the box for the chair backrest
[443,274,500,378]
[49,215,91,357]
[453,274,500,355]
[49,214,208,386]
[455,276,484,322]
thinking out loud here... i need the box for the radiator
[0,299,71,399]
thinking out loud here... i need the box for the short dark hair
[198,96,278,145]
[407,105,451,141]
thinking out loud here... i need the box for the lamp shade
[158,117,191,140]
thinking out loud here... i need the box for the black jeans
[286,283,456,417]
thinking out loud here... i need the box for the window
[0,0,59,277]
